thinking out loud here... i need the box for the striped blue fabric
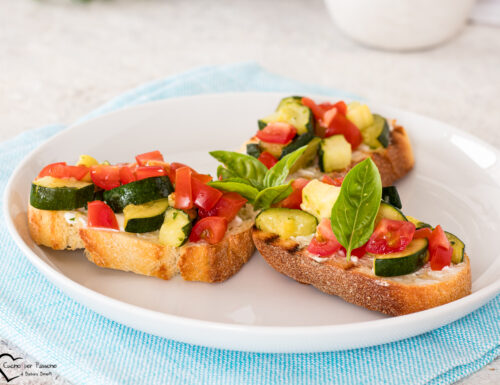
[0,63,498,385]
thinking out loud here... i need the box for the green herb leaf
[217,165,237,180]
[330,158,382,261]
[210,151,267,189]
[253,183,293,210]
[208,180,259,201]
[263,146,307,187]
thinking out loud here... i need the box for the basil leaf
[210,151,267,189]
[217,165,237,180]
[330,158,382,261]
[263,146,307,188]
[208,181,259,201]
[253,183,292,210]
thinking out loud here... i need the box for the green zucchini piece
[318,135,352,172]
[259,96,314,134]
[445,231,465,264]
[246,143,262,158]
[280,132,314,159]
[373,238,429,277]
[103,176,173,213]
[123,199,169,233]
[375,201,407,225]
[277,96,304,109]
[346,102,374,131]
[381,186,402,209]
[300,179,341,220]
[159,207,192,247]
[406,216,432,229]
[256,208,317,239]
[361,114,390,149]
[289,137,321,174]
[30,176,94,210]
[259,141,286,159]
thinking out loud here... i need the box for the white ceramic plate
[5,93,500,353]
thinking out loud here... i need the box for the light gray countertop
[0,0,498,384]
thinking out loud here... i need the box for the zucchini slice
[256,208,318,239]
[445,231,465,264]
[259,141,286,159]
[246,143,262,158]
[375,201,407,225]
[280,132,314,159]
[346,102,374,130]
[159,207,192,247]
[123,199,169,233]
[406,216,432,229]
[318,135,352,172]
[30,176,94,210]
[373,238,429,277]
[289,137,321,174]
[361,114,390,149]
[103,176,173,213]
[381,186,402,209]
[258,96,314,135]
[301,179,341,220]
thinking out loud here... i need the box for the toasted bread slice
[253,229,471,315]
[243,125,414,187]
[28,205,86,250]
[28,204,255,283]
[79,218,255,283]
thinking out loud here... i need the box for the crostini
[28,151,255,283]
[242,96,414,186]
[250,158,471,315]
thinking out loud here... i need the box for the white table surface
[0,0,498,384]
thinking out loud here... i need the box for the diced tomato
[168,162,189,182]
[428,225,452,270]
[174,167,193,210]
[258,151,278,169]
[87,201,119,230]
[347,243,368,258]
[413,227,432,240]
[277,178,310,209]
[135,166,166,181]
[189,216,228,245]
[307,218,342,257]
[191,176,223,211]
[323,109,363,149]
[119,166,136,185]
[168,162,209,184]
[321,175,344,187]
[429,225,450,251]
[38,162,89,180]
[302,97,348,121]
[256,122,297,144]
[302,97,326,121]
[366,219,416,254]
[198,192,248,222]
[90,165,121,190]
[191,172,213,184]
[135,150,164,166]
[430,246,453,271]
[329,101,347,115]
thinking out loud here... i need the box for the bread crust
[80,220,255,283]
[252,229,471,316]
[28,205,85,250]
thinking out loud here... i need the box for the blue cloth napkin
[0,63,498,385]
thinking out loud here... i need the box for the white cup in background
[324,0,477,51]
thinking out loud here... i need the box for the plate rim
[4,92,500,352]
